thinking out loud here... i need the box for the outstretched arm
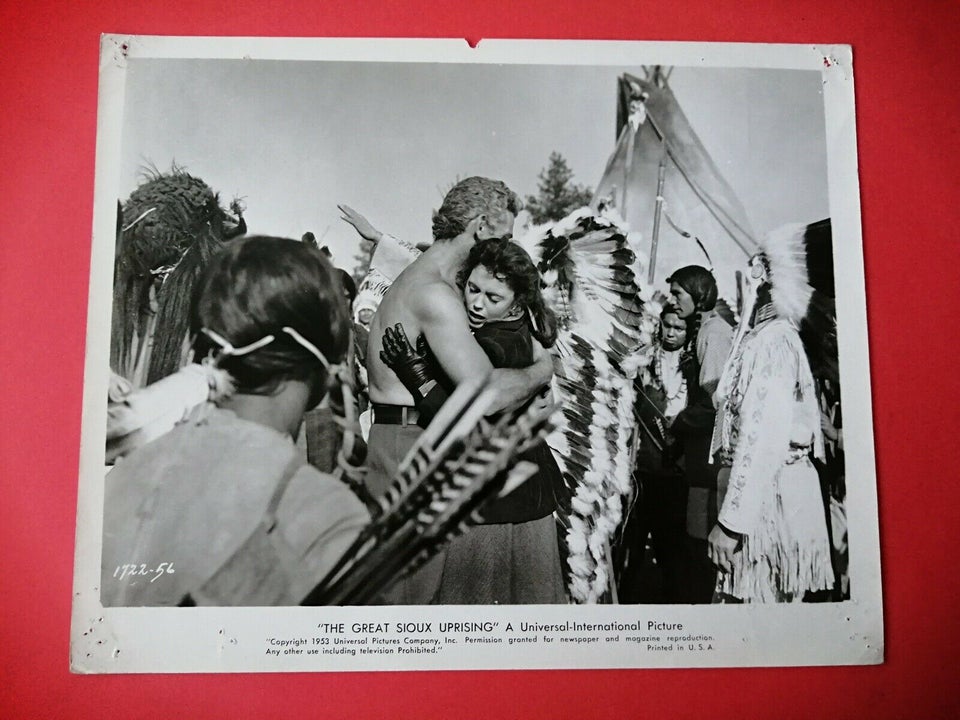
[338,204,383,245]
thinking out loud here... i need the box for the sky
[118,58,828,279]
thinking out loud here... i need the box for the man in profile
[363,176,554,604]
[665,264,734,602]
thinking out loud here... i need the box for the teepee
[594,67,758,300]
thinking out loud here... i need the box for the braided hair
[456,239,558,348]
[666,265,719,380]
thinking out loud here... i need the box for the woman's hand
[379,324,437,402]
[338,204,383,244]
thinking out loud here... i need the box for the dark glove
[379,323,437,403]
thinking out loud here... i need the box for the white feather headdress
[761,222,814,325]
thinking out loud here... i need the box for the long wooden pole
[647,159,667,285]
[621,123,636,215]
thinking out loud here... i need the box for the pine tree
[351,238,375,286]
[525,152,593,224]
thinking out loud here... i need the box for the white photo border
[71,36,882,673]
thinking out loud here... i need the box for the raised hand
[338,204,383,244]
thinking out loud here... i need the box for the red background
[2,1,958,717]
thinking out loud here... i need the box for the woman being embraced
[380,238,567,604]
[101,237,370,607]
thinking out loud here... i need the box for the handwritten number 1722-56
[113,563,175,583]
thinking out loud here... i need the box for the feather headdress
[718,219,837,404]
[762,219,837,385]
[517,207,655,603]
[761,223,814,325]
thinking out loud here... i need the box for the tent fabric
[595,72,758,300]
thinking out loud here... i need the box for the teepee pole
[621,124,636,215]
[647,158,667,285]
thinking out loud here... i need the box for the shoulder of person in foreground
[700,310,735,347]
[277,464,372,602]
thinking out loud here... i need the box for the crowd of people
[100,174,847,607]
[618,250,846,604]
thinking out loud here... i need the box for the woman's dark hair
[456,239,558,348]
[190,236,350,398]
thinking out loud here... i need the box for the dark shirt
[418,317,564,524]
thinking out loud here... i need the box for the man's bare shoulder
[386,263,461,319]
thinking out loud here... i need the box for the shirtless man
[363,177,554,603]
[365,176,553,490]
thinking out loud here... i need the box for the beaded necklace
[655,347,686,401]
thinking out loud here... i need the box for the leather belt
[371,403,420,427]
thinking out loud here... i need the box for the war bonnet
[756,219,837,383]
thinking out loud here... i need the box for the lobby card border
[71,36,882,674]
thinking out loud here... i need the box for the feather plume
[105,362,235,463]
[516,207,659,603]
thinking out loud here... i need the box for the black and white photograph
[71,37,881,672]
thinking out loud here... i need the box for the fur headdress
[111,166,246,387]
